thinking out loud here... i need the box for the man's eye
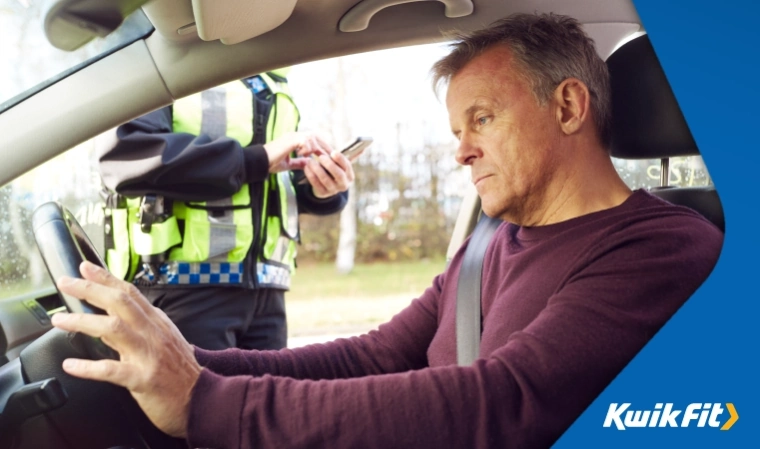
[477,116,489,125]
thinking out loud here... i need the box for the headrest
[607,34,699,159]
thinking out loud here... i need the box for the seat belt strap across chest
[456,214,502,366]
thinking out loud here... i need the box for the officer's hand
[51,261,201,439]
[304,150,355,198]
[263,132,332,173]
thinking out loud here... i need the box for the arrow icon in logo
[721,403,739,430]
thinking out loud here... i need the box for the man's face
[446,45,563,224]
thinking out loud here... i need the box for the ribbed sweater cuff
[194,347,215,367]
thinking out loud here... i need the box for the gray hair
[431,13,612,149]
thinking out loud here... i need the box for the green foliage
[297,203,454,264]
[297,214,341,263]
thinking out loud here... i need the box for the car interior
[0,0,722,448]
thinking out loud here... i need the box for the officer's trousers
[139,285,288,350]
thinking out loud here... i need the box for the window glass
[0,1,152,110]
[286,44,466,345]
[288,43,468,263]
[0,139,104,297]
[613,156,713,190]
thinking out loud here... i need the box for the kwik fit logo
[603,403,739,430]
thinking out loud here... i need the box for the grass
[289,258,446,300]
[286,259,446,338]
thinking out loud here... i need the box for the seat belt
[456,214,502,366]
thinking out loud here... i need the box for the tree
[333,58,357,274]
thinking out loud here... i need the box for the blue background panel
[557,0,758,447]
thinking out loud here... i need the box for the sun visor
[339,0,474,32]
[191,0,298,45]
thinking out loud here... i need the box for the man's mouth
[473,174,492,186]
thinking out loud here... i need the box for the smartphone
[341,136,373,158]
[297,137,372,184]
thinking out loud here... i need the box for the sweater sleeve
[98,107,270,201]
[188,278,445,449]
[187,213,722,449]
[188,340,521,449]
[193,278,443,379]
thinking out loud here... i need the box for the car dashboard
[0,289,62,368]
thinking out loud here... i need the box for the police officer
[98,70,354,350]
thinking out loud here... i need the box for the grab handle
[339,0,474,32]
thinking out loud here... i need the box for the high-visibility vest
[105,72,300,290]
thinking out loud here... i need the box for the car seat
[607,34,725,232]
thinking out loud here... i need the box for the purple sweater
[187,190,723,448]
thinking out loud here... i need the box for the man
[53,13,722,448]
[98,70,354,350]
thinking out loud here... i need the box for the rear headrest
[607,34,699,159]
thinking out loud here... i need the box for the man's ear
[553,78,591,136]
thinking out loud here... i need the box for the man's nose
[455,135,479,166]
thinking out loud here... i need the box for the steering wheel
[0,202,185,449]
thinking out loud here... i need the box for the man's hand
[304,150,356,198]
[51,261,201,439]
[263,132,332,173]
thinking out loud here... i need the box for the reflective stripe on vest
[174,80,254,145]
[256,262,291,287]
[257,74,300,272]
[105,206,135,280]
[256,74,300,278]
[106,197,143,281]
[261,171,299,274]
[166,186,254,263]
[136,261,245,285]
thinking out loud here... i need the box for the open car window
[0,42,466,307]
